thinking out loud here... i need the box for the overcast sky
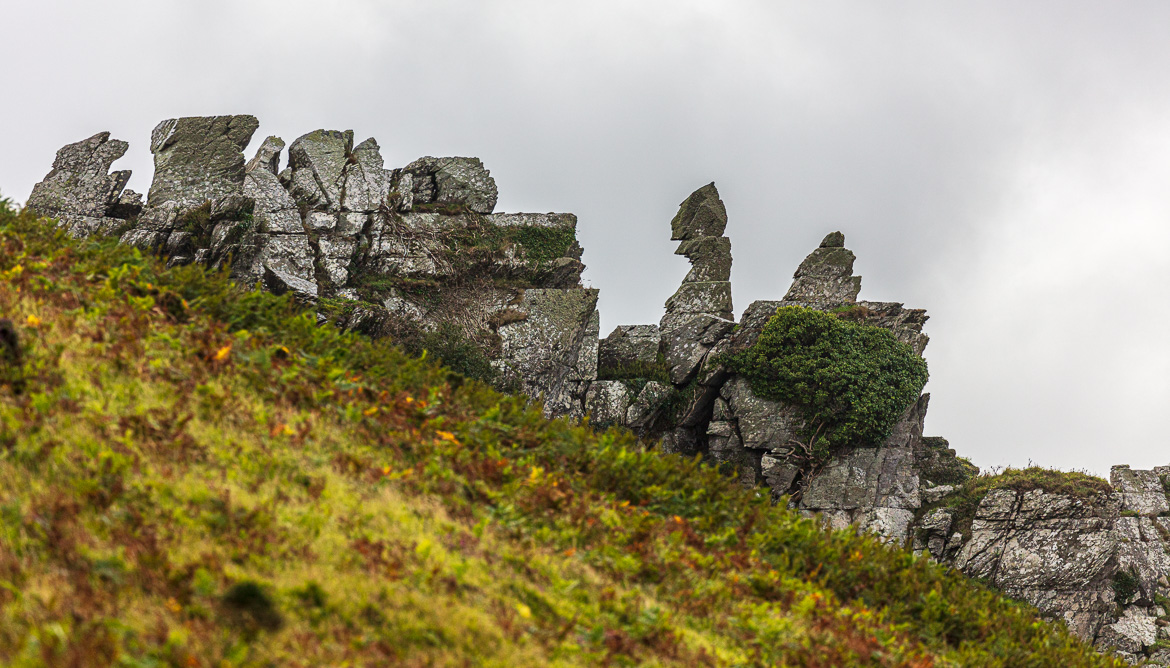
[3,0,1168,476]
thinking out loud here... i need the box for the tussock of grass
[0,197,1126,666]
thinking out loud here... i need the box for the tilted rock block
[569,311,600,382]
[663,282,733,321]
[495,288,599,418]
[660,314,735,385]
[670,182,727,240]
[721,376,802,452]
[598,325,661,371]
[801,447,920,512]
[401,156,498,214]
[285,129,353,211]
[953,488,1119,641]
[245,136,285,176]
[782,236,862,307]
[341,138,390,213]
[148,115,259,208]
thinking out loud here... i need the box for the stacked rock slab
[26,132,141,237]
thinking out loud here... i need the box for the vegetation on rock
[918,437,979,487]
[0,198,1126,666]
[919,466,1114,540]
[723,306,929,461]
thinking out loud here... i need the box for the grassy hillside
[0,197,1124,667]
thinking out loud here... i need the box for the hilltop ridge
[12,114,1170,663]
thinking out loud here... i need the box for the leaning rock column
[659,183,736,385]
[780,231,861,308]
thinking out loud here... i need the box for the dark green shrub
[722,306,928,460]
[1113,568,1140,604]
[222,580,284,634]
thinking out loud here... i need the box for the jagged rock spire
[659,183,736,385]
[26,131,138,237]
[781,230,861,307]
[661,183,734,329]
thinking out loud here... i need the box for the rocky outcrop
[26,132,138,237]
[659,183,735,387]
[909,466,1170,664]
[28,117,596,419]
[30,119,1164,661]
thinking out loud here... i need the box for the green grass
[0,197,1127,666]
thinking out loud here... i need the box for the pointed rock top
[246,136,285,175]
[27,131,132,222]
[670,182,727,241]
[820,231,845,248]
[782,239,861,307]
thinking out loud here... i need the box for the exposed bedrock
[27,120,1168,661]
[26,131,137,237]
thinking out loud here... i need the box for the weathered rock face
[598,325,660,371]
[781,231,862,307]
[148,115,259,208]
[26,132,136,237]
[910,465,1170,664]
[953,489,1119,640]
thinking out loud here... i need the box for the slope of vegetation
[0,197,1124,666]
